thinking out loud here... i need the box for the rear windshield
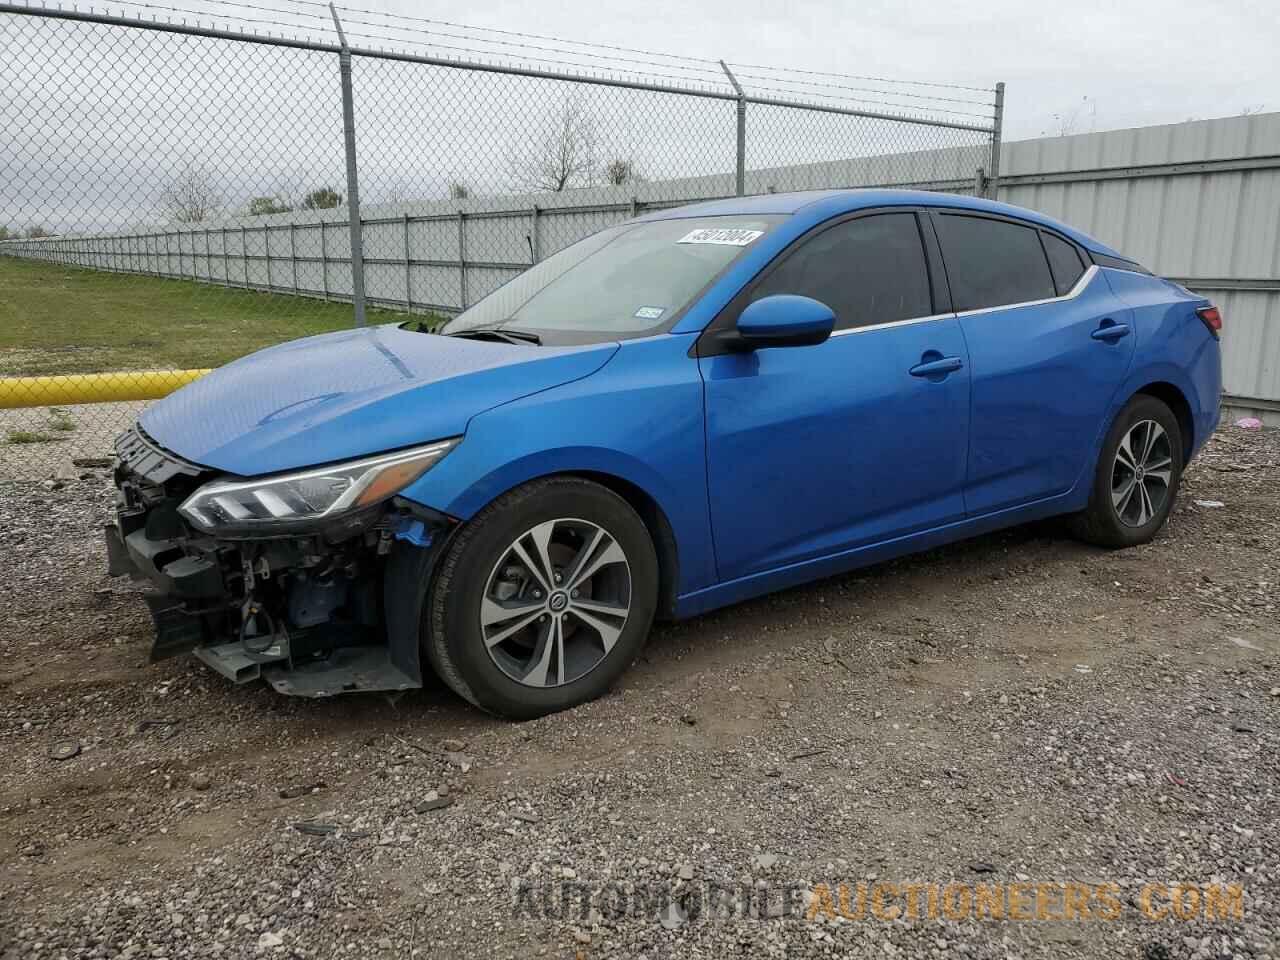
[439,215,782,345]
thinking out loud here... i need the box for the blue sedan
[108,189,1223,718]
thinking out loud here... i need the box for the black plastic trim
[1090,251,1153,275]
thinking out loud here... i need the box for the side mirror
[736,294,835,348]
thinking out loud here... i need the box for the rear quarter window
[934,214,1056,312]
[1041,231,1086,296]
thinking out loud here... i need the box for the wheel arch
[561,470,680,620]
[418,459,684,621]
[1134,380,1195,462]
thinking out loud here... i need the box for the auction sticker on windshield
[677,228,764,246]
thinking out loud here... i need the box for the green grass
[5,429,58,444]
[46,407,76,431]
[0,257,418,376]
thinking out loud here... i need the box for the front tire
[1071,394,1183,548]
[426,477,658,719]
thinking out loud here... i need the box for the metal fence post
[220,227,229,286]
[720,60,746,196]
[320,222,330,300]
[330,4,367,327]
[988,81,1005,199]
[529,206,540,263]
[289,222,298,294]
[402,212,412,311]
[457,210,467,310]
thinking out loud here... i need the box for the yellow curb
[0,369,211,409]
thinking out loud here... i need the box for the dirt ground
[1,426,1277,960]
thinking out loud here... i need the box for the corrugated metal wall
[995,112,1280,413]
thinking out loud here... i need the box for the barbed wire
[98,0,997,104]
[8,0,997,115]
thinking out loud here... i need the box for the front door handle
[1091,320,1131,342]
[909,355,964,378]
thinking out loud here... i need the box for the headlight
[178,439,459,535]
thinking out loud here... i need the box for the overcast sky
[4,0,1277,234]
[368,0,1277,141]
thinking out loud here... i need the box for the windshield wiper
[445,327,541,346]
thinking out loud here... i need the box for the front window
[439,215,782,345]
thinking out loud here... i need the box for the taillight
[1196,305,1222,337]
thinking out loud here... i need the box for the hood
[140,325,618,476]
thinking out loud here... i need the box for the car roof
[636,188,1124,258]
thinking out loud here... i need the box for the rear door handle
[909,356,964,378]
[1091,321,1130,342]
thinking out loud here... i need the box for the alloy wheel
[480,518,632,687]
[1111,419,1173,527]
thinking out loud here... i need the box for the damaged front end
[106,425,457,696]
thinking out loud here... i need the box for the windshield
[439,215,781,344]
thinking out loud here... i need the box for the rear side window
[1041,231,1086,296]
[750,213,932,331]
[934,214,1056,312]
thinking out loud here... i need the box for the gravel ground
[1,425,1277,960]
[0,401,146,480]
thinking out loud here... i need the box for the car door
[931,212,1136,516]
[698,210,971,582]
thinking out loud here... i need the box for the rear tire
[1071,394,1183,548]
[425,476,658,720]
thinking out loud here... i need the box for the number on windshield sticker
[677,228,764,246]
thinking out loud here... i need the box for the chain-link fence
[0,1,1001,477]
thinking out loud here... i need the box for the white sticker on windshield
[634,306,666,320]
[677,228,764,246]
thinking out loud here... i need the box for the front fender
[398,334,718,595]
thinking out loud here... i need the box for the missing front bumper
[105,498,451,696]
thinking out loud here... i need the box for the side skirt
[674,489,1081,619]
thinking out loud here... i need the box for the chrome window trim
[825,263,1097,338]
[953,264,1098,319]
[830,312,953,337]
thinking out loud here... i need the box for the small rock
[511,810,539,823]
[658,901,686,930]
[293,822,338,836]
[677,863,694,881]
[414,796,454,814]
[441,738,466,752]
[678,714,697,726]
[48,739,81,761]
[444,751,473,772]
[278,781,325,799]
[256,931,283,949]
[573,930,591,945]
[968,861,997,874]
[752,853,778,871]
[189,771,213,791]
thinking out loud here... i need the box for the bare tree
[159,161,221,223]
[447,180,470,200]
[0,226,10,242]
[1045,96,1096,138]
[24,224,52,238]
[1240,104,1266,116]
[510,96,598,193]
[603,158,642,186]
